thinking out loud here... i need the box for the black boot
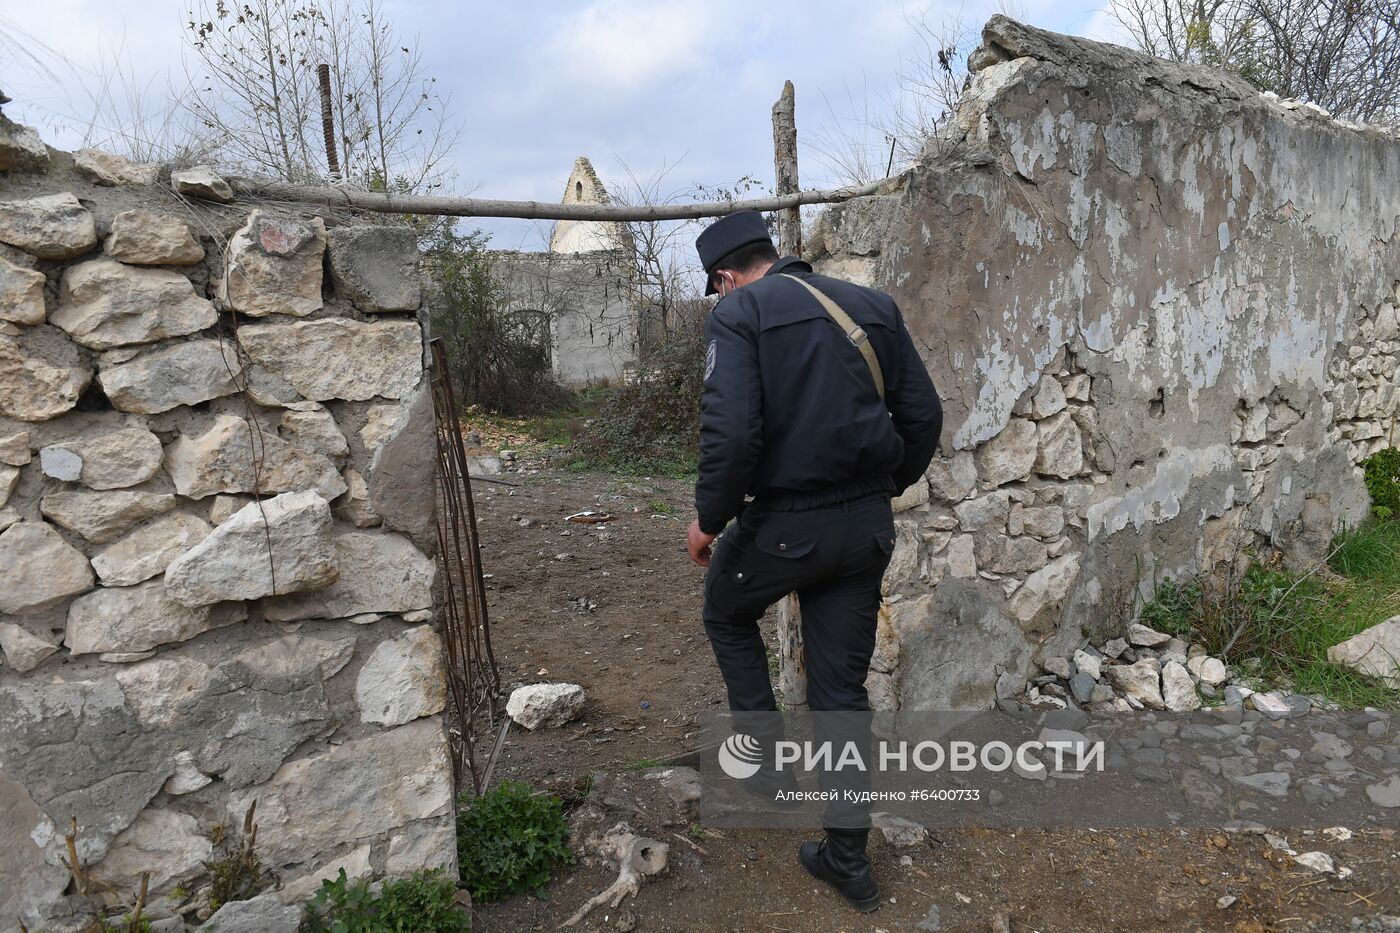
[798,828,880,912]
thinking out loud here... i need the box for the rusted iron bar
[429,338,502,794]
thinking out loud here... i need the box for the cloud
[539,0,719,93]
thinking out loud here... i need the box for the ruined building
[492,156,639,386]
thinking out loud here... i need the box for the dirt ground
[469,468,1399,933]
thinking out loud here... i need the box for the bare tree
[182,0,461,187]
[1110,0,1400,124]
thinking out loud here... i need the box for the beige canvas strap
[781,274,885,400]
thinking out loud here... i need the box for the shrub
[455,781,573,903]
[304,868,468,933]
[1138,577,1202,637]
[574,300,707,473]
[1362,447,1400,519]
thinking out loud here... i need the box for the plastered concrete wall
[808,17,1398,711]
[494,248,636,386]
[0,138,453,930]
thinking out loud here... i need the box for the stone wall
[807,18,1400,711]
[0,138,453,930]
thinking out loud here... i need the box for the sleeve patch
[704,339,717,381]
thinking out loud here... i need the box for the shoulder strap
[780,274,885,401]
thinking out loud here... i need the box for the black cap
[695,210,773,295]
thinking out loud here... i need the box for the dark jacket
[695,256,942,534]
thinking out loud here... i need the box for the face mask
[715,270,736,298]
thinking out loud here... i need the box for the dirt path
[470,469,1399,933]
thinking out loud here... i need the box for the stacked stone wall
[808,18,1400,711]
[0,139,452,930]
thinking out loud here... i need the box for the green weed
[455,781,573,903]
[304,868,468,932]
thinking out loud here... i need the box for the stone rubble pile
[999,620,1333,717]
[0,135,454,931]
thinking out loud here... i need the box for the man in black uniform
[687,210,942,912]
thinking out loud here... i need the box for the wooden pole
[317,64,341,182]
[222,175,888,221]
[771,80,801,256]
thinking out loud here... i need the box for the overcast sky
[3,1,1128,248]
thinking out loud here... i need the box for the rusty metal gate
[429,338,502,795]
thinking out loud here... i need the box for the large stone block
[0,193,97,259]
[99,338,242,413]
[0,119,49,172]
[39,427,163,490]
[1327,616,1400,686]
[974,418,1037,487]
[0,621,61,672]
[1034,411,1084,479]
[40,488,176,543]
[888,584,1031,709]
[51,259,216,350]
[355,625,447,726]
[327,226,422,311]
[164,414,347,501]
[227,717,452,868]
[0,325,92,422]
[238,318,424,402]
[263,530,433,621]
[0,521,94,613]
[65,579,242,654]
[221,211,325,317]
[279,407,349,458]
[105,209,204,265]
[90,808,212,897]
[73,148,160,187]
[367,385,436,548]
[1008,554,1081,630]
[170,165,233,203]
[91,513,212,586]
[0,252,46,325]
[164,490,338,605]
[0,772,70,932]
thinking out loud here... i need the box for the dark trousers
[703,493,893,829]
[702,492,893,712]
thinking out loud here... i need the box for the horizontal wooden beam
[225,175,891,221]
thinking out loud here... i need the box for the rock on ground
[73,149,160,187]
[165,490,338,605]
[1104,659,1165,709]
[0,622,61,672]
[1161,660,1201,711]
[507,682,586,730]
[1327,616,1400,687]
[170,165,233,203]
[0,119,49,172]
[1126,622,1171,647]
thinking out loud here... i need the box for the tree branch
[223,175,893,220]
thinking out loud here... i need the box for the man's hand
[687,519,717,567]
